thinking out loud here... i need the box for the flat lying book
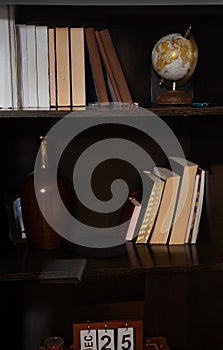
[34,258,87,284]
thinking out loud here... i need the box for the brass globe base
[157,89,192,105]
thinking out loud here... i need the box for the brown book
[55,27,70,107]
[70,27,86,107]
[168,157,198,245]
[95,30,122,103]
[149,167,180,244]
[48,28,56,108]
[98,29,133,104]
[84,27,109,104]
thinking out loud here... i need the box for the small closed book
[135,171,164,244]
[149,167,180,245]
[168,157,198,245]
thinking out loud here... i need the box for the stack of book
[124,157,205,245]
[0,5,133,110]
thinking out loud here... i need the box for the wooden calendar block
[73,319,143,350]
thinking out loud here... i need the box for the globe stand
[157,81,192,105]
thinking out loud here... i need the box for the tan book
[48,27,56,108]
[70,27,86,107]
[84,27,109,104]
[168,157,198,245]
[55,27,70,107]
[135,171,164,244]
[149,167,180,244]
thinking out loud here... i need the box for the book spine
[184,173,200,244]
[0,5,13,108]
[135,181,164,244]
[55,27,71,107]
[48,27,56,108]
[95,30,122,103]
[98,28,133,105]
[70,27,86,107]
[168,161,198,245]
[8,5,19,109]
[16,24,29,109]
[27,25,38,108]
[190,169,205,244]
[149,171,180,245]
[84,27,109,104]
[36,25,50,108]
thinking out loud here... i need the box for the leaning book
[149,167,180,245]
[135,171,164,244]
[168,157,198,245]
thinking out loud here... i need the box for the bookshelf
[1,3,223,350]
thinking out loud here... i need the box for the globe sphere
[152,33,194,82]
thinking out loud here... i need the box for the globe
[151,27,198,105]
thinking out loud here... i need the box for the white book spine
[16,24,29,108]
[0,5,13,108]
[191,170,205,244]
[8,5,18,109]
[27,25,38,108]
[36,25,50,108]
[125,199,141,241]
[184,174,200,244]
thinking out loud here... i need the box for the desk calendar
[73,319,143,350]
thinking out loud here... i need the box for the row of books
[0,5,133,109]
[123,156,205,245]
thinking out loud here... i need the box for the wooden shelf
[0,241,222,283]
[149,105,223,117]
[1,105,223,119]
[1,4,223,350]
